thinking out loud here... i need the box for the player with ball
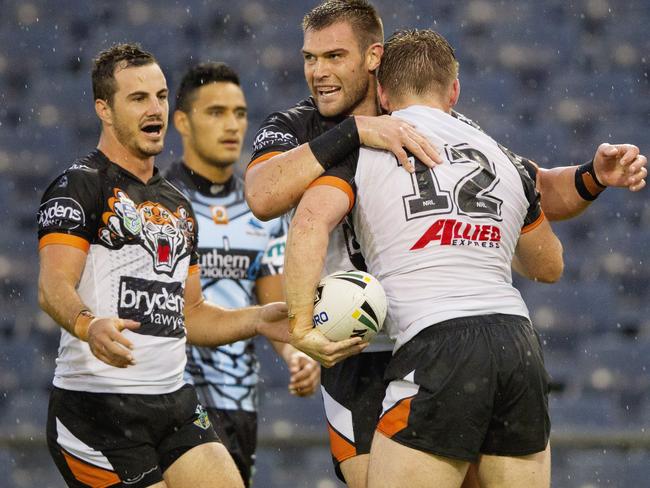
[285,29,564,488]
[312,270,387,343]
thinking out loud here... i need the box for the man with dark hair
[245,2,646,487]
[164,61,320,487]
[38,43,290,488]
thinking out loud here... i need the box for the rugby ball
[312,270,387,342]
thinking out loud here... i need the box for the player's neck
[349,84,382,116]
[97,131,155,183]
[390,95,450,114]
[182,150,234,184]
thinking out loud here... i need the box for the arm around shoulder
[245,145,325,220]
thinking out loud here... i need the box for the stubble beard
[113,117,163,159]
[316,74,371,118]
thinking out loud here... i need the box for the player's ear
[95,98,113,125]
[173,110,190,137]
[377,84,391,113]
[366,42,383,72]
[449,79,460,108]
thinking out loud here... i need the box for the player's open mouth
[141,123,164,137]
[317,87,341,98]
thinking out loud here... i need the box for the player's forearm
[285,214,330,335]
[184,301,260,346]
[245,145,325,220]
[38,269,88,337]
[537,166,590,221]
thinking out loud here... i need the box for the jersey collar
[94,149,163,186]
[178,161,236,197]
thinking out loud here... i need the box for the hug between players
[36,1,647,487]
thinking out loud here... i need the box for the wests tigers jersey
[249,97,367,275]
[249,97,393,351]
[37,150,199,394]
[321,106,543,349]
[164,162,286,412]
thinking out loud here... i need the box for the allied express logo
[411,218,501,250]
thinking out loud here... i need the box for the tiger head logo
[99,189,195,276]
[139,202,193,275]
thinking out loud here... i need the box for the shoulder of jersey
[450,110,484,132]
[162,177,194,205]
[63,152,105,176]
[270,97,318,122]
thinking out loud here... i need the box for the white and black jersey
[319,106,543,349]
[38,150,199,394]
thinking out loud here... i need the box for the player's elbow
[536,263,563,283]
[244,176,276,221]
[536,247,564,283]
[245,192,275,221]
[37,275,51,313]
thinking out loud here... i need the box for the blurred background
[0,0,649,486]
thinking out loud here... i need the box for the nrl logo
[193,404,211,430]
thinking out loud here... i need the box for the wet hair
[302,0,384,49]
[175,62,241,113]
[378,29,458,101]
[92,43,157,105]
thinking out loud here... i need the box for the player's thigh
[207,409,257,487]
[478,443,550,488]
[339,454,369,488]
[163,442,244,488]
[368,432,469,488]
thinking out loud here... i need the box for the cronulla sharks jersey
[165,162,286,412]
[37,150,199,394]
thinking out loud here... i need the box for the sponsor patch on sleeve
[37,197,85,231]
[252,126,299,153]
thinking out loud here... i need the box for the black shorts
[206,408,257,488]
[377,314,550,462]
[320,350,392,481]
[47,384,220,488]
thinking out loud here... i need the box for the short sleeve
[37,168,101,251]
[495,143,542,231]
[309,149,359,213]
[249,112,301,168]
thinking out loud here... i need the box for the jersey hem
[39,233,90,252]
[309,176,355,213]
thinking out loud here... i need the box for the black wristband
[575,159,606,201]
[308,117,360,170]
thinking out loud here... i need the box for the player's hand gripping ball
[312,271,387,343]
